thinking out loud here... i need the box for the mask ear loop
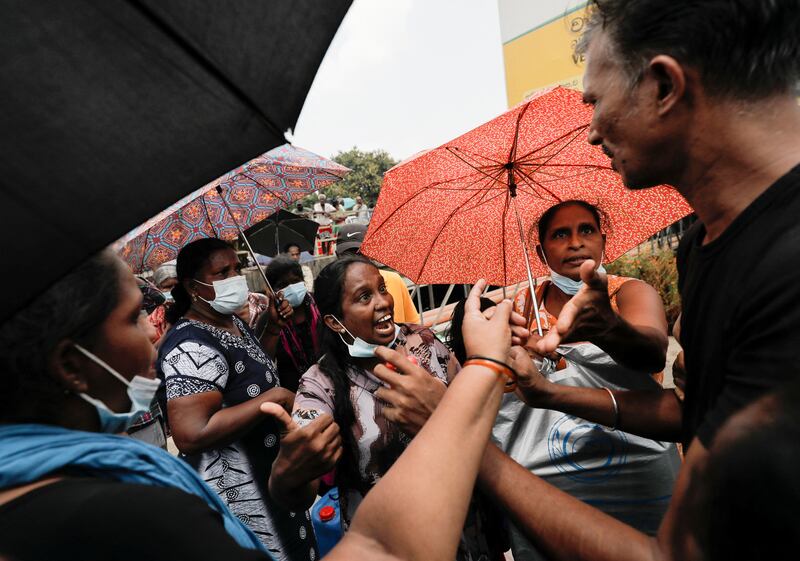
[540,249,552,270]
[74,344,131,388]
[191,279,215,307]
[329,315,357,345]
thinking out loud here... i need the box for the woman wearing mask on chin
[492,200,681,561]
[158,238,337,561]
[265,256,323,393]
[267,255,503,561]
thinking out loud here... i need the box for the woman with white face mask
[265,256,323,393]
[157,238,331,561]
[492,200,681,561]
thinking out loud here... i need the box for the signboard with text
[498,1,589,106]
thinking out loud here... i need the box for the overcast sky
[288,0,508,161]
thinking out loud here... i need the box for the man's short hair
[581,0,800,100]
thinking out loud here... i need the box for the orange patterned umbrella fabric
[361,87,692,286]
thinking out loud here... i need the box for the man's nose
[587,124,602,146]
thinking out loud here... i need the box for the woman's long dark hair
[313,255,379,492]
[0,250,121,423]
[166,238,233,324]
[447,297,497,365]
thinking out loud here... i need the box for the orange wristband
[463,358,517,393]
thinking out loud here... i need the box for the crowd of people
[2,1,800,560]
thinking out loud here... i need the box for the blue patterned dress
[158,316,317,561]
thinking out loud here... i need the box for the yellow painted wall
[502,3,588,106]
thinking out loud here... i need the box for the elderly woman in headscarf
[148,260,178,342]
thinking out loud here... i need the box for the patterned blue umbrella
[116,144,349,272]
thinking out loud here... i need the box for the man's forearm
[477,443,662,561]
[592,316,668,373]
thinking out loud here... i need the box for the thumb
[579,259,606,289]
[260,402,299,433]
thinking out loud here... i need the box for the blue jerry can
[312,487,342,557]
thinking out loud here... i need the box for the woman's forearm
[170,389,292,455]
[259,330,281,359]
[536,382,683,442]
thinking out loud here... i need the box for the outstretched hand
[462,280,517,363]
[533,260,616,355]
[373,347,446,435]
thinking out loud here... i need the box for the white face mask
[281,281,307,308]
[194,275,249,315]
[330,316,400,358]
[74,344,161,434]
[542,252,606,296]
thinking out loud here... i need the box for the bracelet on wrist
[464,356,517,393]
[603,387,619,430]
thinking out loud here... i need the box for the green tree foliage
[606,248,681,329]
[321,148,397,205]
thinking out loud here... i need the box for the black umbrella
[245,209,319,257]
[0,0,351,322]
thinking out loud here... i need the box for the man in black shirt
[476,1,800,560]
[677,167,800,449]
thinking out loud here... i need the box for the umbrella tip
[215,185,223,194]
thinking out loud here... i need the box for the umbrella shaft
[511,197,544,336]
[216,188,275,295]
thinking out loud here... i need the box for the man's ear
[647,54,687,116]
[49,339,90,394]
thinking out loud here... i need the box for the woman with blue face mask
[156,238,331,560]
[265,256,322,393]
[0,249,273,560]
[493,200,681,561]
[268,255,503,561]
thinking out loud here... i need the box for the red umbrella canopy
[360,87,692,285]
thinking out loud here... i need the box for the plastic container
[312,487,342,557]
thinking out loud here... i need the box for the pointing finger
[465,280,488,316]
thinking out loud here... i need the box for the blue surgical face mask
[330,316,400,358]
[74,344,161,434]
[281,281,307,308]
[542,253,606,296]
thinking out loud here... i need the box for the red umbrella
[360,87,692,332]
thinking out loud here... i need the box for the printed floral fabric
[158,316,317,561]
